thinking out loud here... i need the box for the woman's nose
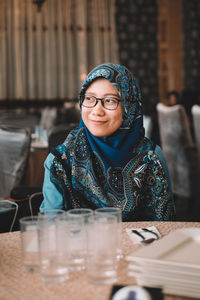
[92,100,105,115]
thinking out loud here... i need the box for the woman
[40,63,175,221]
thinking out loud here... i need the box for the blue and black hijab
[78,63,145,170]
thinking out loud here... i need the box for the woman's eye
[85,96,92,101]
[105,98,117,104]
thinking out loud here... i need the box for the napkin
[126,226,161,245]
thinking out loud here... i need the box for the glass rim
[88,213,118,223]
[38,209,65,215]
[66,208,93,215]
[19,216,39,224]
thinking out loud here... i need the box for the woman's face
[81,78,123,137]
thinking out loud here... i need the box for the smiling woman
[40,63,175,222]
[81,78,123,137]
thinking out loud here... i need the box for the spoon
[142,228,159,239]
[131,229,156,244]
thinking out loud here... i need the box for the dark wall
[115,0,158,115]
[182,0,200,90]
[182,0,200,103]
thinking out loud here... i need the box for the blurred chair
[191,105,200,166]
[143,115,153,139]
[156,103,198,220]
[48,122,78,151]
[0,111,40,133]
[39,107,58,131]
[1,191,43,232]
[0,126,31,198]
[0,200,18,233]
[28,192,43,216]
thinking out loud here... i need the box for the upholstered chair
[0,126,31,198]
[191,105,200,167]
[156,103,198,220]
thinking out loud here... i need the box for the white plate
[126,228,200,269]
[137,278,200,299]
[128,261,200,277]
[128,268,200,287]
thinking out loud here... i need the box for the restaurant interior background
[0,0,200,223]
[0,0,199,108]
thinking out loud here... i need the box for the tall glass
[86,214,118,285]
[37,210,69,283]
[95,207,123,260]
[66,208,93,271]
[20,216,39,272]
[59,211,90,272]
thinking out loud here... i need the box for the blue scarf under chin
[79,116,143,170]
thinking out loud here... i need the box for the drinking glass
[95,207,123,260]
[86,214,118,285]
[59,212,88,272]
[19,216,39,272]
[37,210,69,283]
[66,208,93,222]
[66,208,93,271]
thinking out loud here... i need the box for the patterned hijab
[78,63,145,170]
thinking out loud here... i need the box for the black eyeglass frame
[82,95,121,111]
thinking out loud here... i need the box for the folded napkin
[126,226,161,245]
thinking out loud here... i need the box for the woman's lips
[91,120,107,125]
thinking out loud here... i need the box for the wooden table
[0,221,199,300]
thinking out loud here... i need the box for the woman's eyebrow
[86,92,120,98]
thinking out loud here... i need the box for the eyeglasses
[82,95,121,110]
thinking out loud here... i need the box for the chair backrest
[156,103,196,198]
[0,111,40,133]
[29,192,44,216]
[191,105,200,166]
[0,126,31,197]
[0,200,18,233]
[48,123,78,152]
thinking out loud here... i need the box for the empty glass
[37,210,69,283]
[65,208,93,271]
[66,208,93,222]
[59,211,89,272]
[19,216,39,272]
[95,207,123,260]
[86,214,118,285]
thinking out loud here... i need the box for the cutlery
[142,228,159,239]
[131,229,156,244]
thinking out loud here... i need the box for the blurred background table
[0,221,200,300]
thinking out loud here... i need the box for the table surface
[0,221,199,300]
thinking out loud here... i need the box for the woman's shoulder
[135,137,167,166]
[136,137,156,152]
